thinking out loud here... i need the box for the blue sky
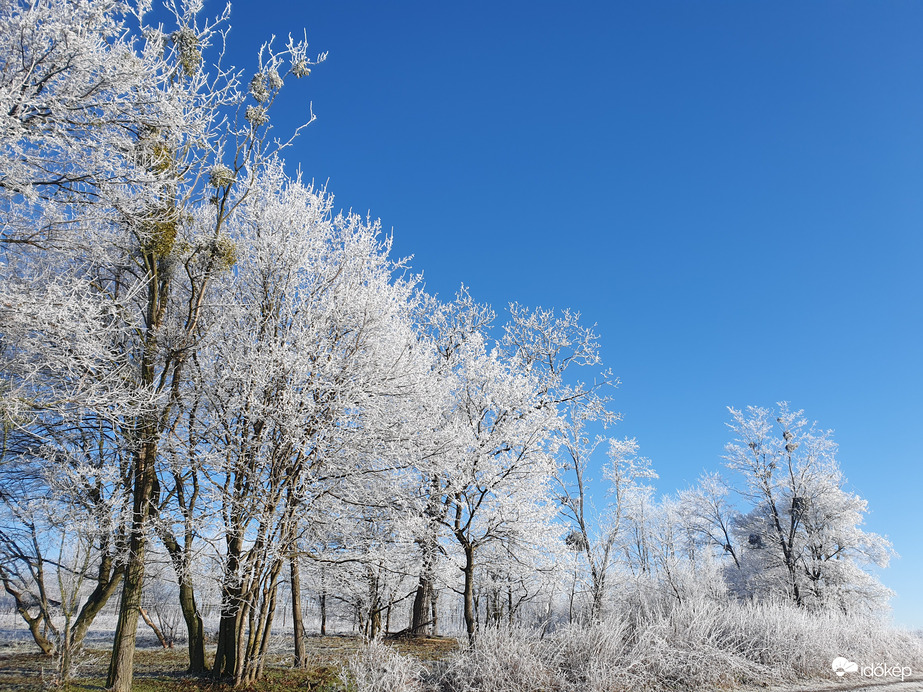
[221,1,923,628]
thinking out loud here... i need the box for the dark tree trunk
[462,543,476,645]
[107,439,159,692]
[369,605,381,639]
[410,575,431,635]
[212,534,243,679]
[70,554,122,650]
[290,556,306,667]
[178,576,207,673]
[159,528,206,673]
[319,564,327,635]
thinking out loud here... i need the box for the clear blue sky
[221,1,923,628]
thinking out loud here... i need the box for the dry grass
[0,635,458,692]
[2,601,920,692]
[427,599,923,692]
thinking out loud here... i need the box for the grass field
[3,598,922,692]
[0,635,458,691]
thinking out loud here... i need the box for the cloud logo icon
[832,657,859,676]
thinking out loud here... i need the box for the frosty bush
[341,639,425,692]
[437,626,564,692]
[414,595,923,692]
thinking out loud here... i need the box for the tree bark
[410,575,431,636]
[158,525,206,673]
[178,576,207,673]
[69,554,122,650]
[319,565,327,636]
[212,534,243,679]
[461,542,476,645]
[107,439,159,692]
[290,556,306,668]
[430,586,439,636]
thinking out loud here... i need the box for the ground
[741,682,923,692]
[0,635,456,691]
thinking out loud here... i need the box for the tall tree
[504,305,619,620]
[439,327,560,643]
[197,166,425,684]
[0,1,321,687]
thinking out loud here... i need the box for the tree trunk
[239,565,282,685]
[107,439,158,692]
[590,561,606,622]
[507,588,514,627]
[58,618,75,683]
[69,555,122,650]
[462,543,476,645]
[430,586,439,636]
[177,576,207,674]
[212,596,239,678]
[1,576,56,656]
[410,575,431,635]
[290,556,306,668]
[157,486,207,674]
[24,607,55,656]
[139,607,170,648]
[370,606,381,639]
[212,535,243,679]
[162,535,207,672]
[365,569,381,639]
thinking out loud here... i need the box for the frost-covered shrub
[341,639,425,692]
[437,626,564,692]
[422,596,923,692]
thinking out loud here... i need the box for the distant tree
[608,439,658,578]
[723,404,893,611]
[678,471,743,570]
[504,306,619,622]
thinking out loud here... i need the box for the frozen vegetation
[343,597,923,691]
[0,1,917,690]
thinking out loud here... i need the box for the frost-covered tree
[404,287,491,637]
[191,165,427,683]
[0,0,322,687]
[723,404,893,611]
[503,306,619,622]
[678,471,743,570]
[439,328,560,643]
[606,438,658,577]
[0,403,130,673]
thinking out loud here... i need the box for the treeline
[0,1,895,689]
